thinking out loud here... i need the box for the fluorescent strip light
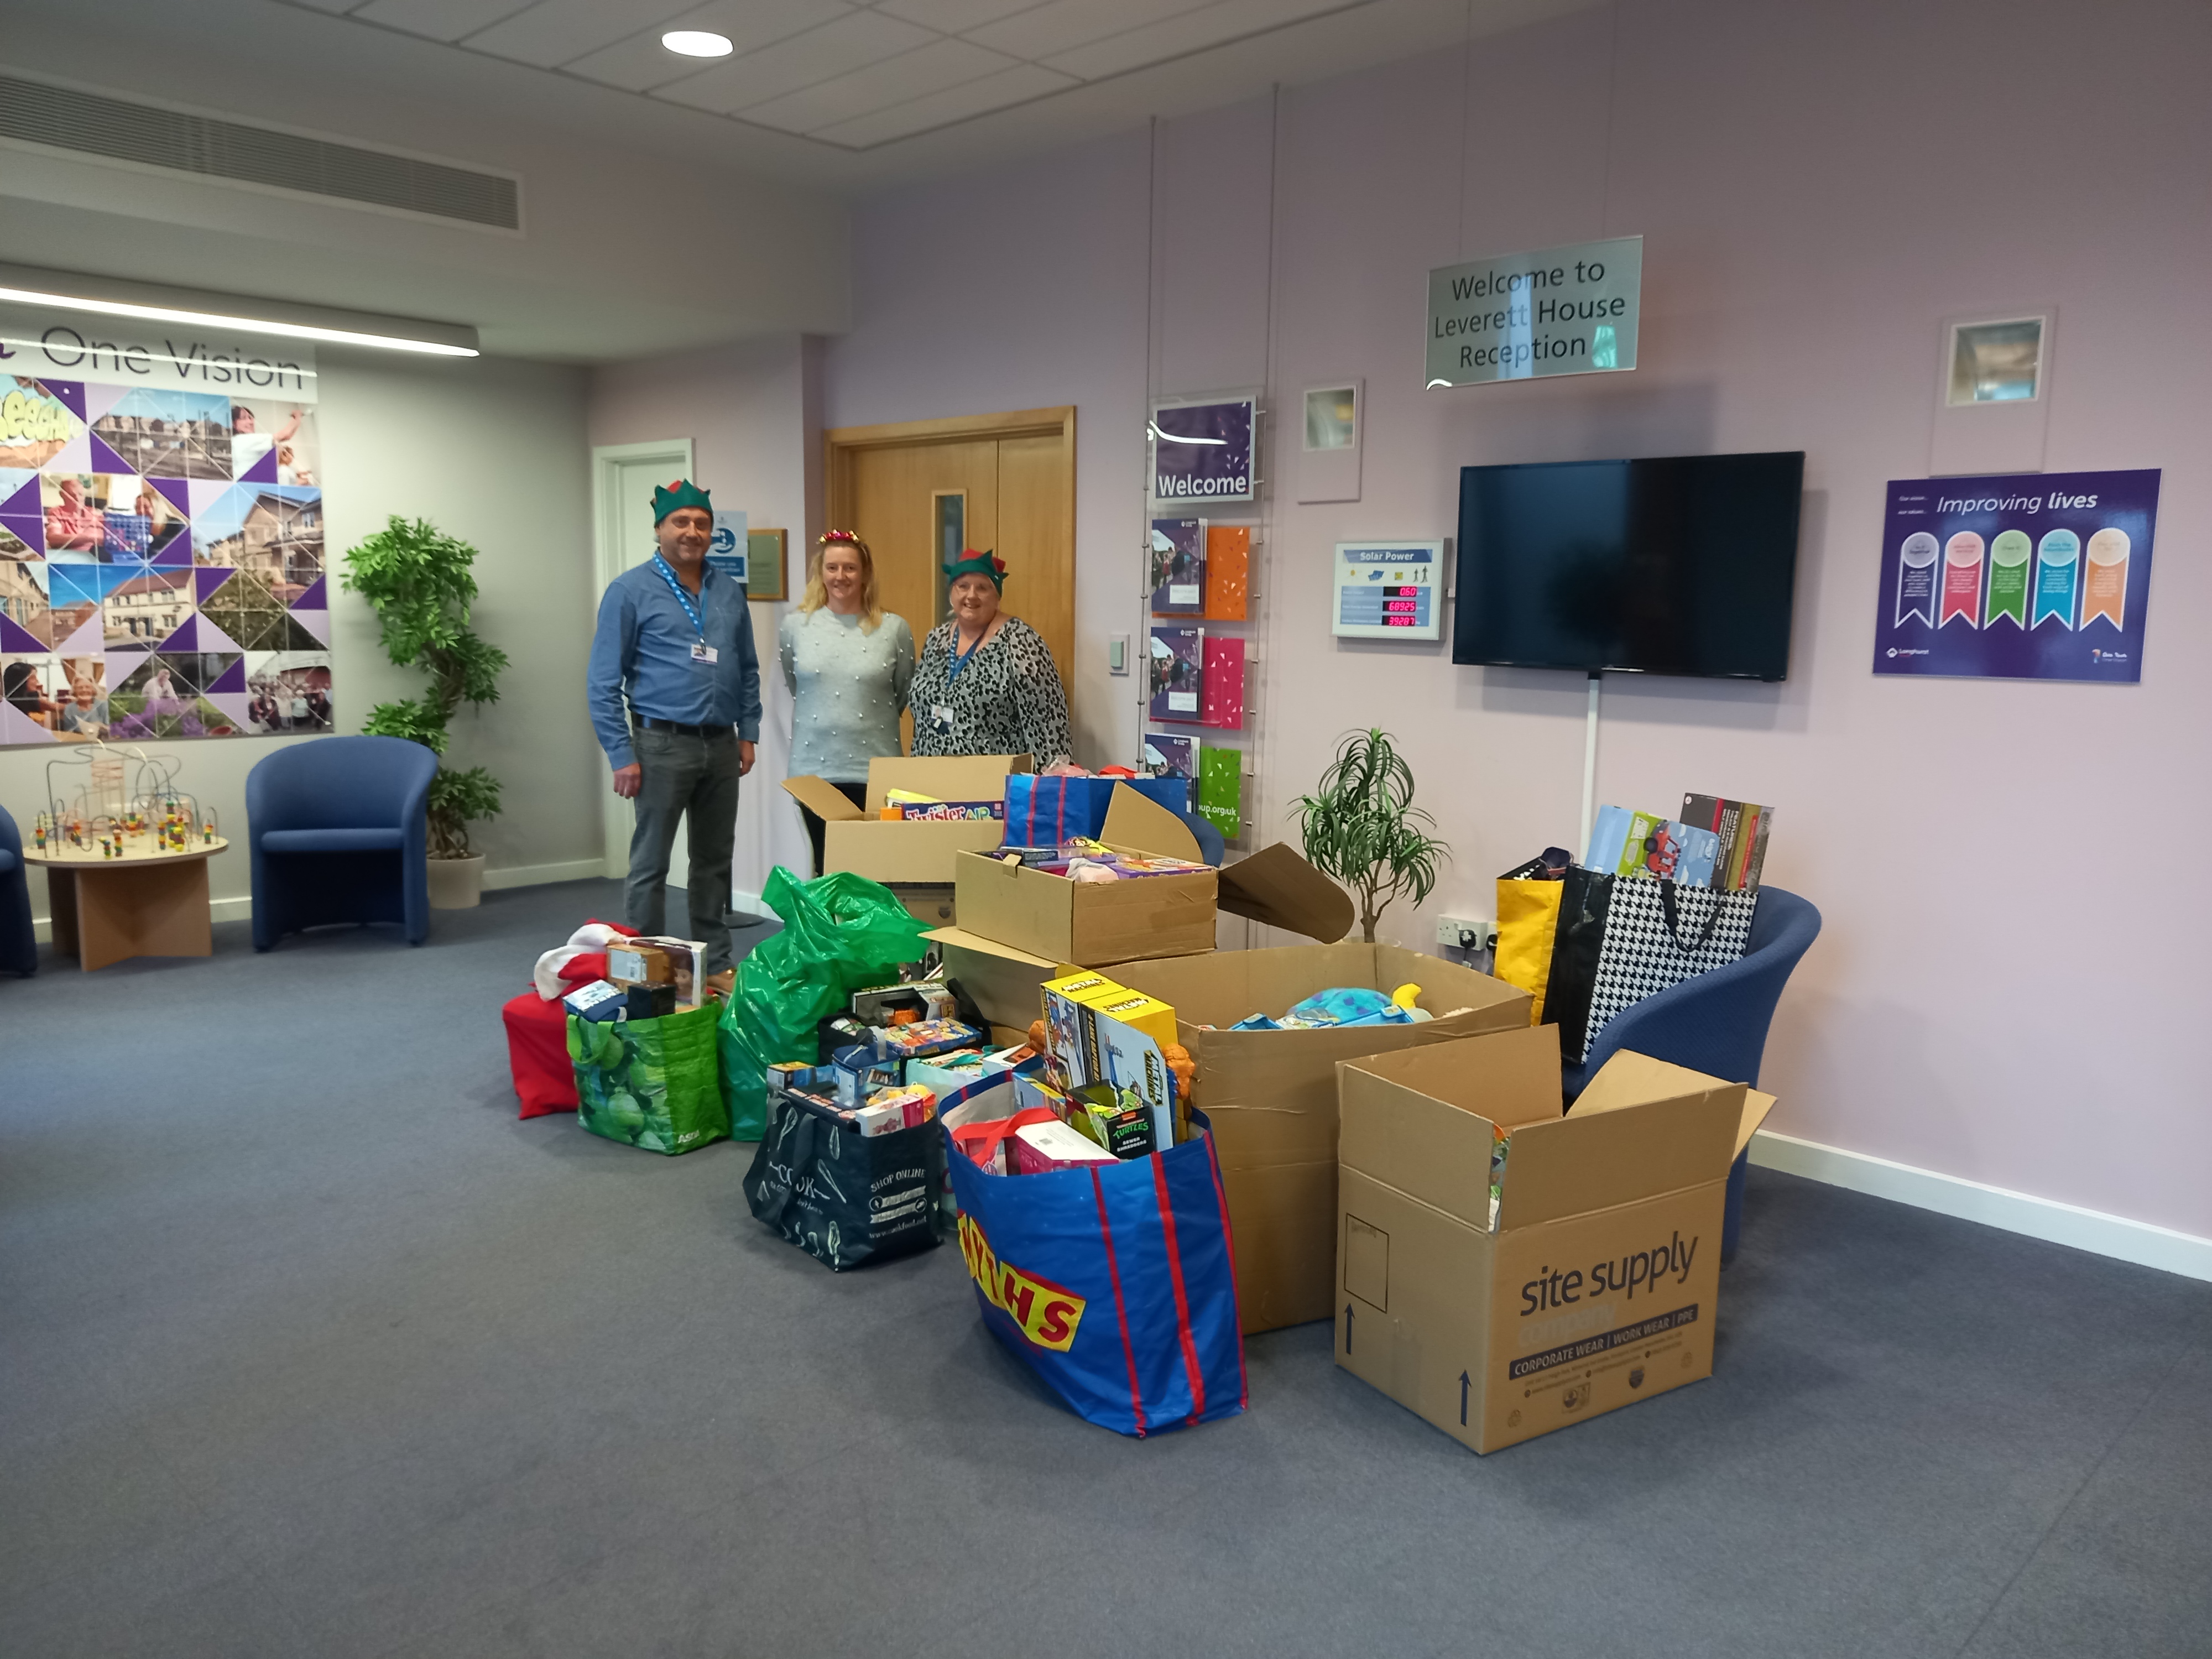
[0,284,479,357]
[662,30,734,57]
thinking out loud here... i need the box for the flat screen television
[1451,451,1805,681]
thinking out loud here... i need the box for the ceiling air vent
[0,73,520,231]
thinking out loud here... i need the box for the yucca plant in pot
[341,516,508,909]
[1293,727,1449,944]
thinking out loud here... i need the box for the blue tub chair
[1561,886,1821,1262]
[248,736,439,950]
[1,808,34,975]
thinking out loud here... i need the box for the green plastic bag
[570,1004,729,1155]
[718,868,931,1140]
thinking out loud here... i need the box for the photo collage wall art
[0,374,332,744]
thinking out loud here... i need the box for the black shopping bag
[1546,872,1757,1062]
[742,1093,945,1271]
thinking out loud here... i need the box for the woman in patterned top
[909,550,1071,765]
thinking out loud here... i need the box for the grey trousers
[625,725,740,974]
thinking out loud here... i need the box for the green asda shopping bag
[568,1004,729,1155]
[717,868,931,1140]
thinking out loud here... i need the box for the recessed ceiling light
[662,30,734,58]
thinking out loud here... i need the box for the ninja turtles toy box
[1333,1023,1775,1453]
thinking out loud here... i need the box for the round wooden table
[24,835,231,971]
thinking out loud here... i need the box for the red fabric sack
[504,988,578,1118]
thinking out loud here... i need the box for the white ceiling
[281,0,1392,151]
[0,0,1594,357]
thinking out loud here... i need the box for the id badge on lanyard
[929,703,956,735]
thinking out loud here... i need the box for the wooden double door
[823,406,1076,743]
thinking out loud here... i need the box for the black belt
[633,716,728,737]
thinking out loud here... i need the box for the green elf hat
[652,478,713,525]
[944,548,1006,592]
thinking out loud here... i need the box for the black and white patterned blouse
[910,615,1071,765]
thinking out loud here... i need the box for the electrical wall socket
[1436,914,1496,952]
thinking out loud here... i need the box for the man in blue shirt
[586,479,761,974]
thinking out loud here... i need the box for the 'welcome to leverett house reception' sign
[1426,236,1642,388]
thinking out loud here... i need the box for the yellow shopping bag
[1495,857,1568,1026]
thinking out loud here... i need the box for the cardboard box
[1334,1025,1776,1453]
[784,755,1032,888]
[952,784,1354,968]
[1110,943,1530,1333]
[926,928,1074,1031]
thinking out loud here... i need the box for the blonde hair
[801,532,884,634]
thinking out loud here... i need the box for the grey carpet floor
[4,878,2209,1658]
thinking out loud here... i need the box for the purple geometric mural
[86,432,138,477]
[37,380,86,421]
[195,567,236,603]
[207,656,248,695]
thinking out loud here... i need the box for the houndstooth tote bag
[1567,879,1759,1064]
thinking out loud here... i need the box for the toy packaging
[1012,1118,1120,1174]
[1039,973,1180,1152]
[831,1044,904,1107]
[561,979,625,1022]
[871,1018,983,1060]
[906,1048,989,1098]
[852,980,958,1027]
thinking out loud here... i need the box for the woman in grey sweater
[779,531,914,874]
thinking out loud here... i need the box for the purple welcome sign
[1150,397,1256,504]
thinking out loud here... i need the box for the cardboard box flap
[924,926,1063,971]
[1500,1085,1745,1229]
[1736,1088,1777,1160]
[1098,783,1203,860]
[865,753,1030,812]
[1340,1022,1562,1129]
[1568,1050,1744,1119]
[1339,1027,1564,1227]
[1217,843,1356,943]
[782,775,868,822]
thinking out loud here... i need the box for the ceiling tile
[809,60,1076,147]
[562,0,854,92]
[463,0,703,67]
[282,0,369,13]
[870,0,1045,31]
[651,9,934,114]
[1041,0,1348,80]
[968,0,1213,62]
[350,0,538,41]
[740,36,1014,133]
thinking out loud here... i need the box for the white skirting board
[28,857,613,942]
[1750,1129,2212,1284]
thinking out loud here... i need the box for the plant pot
[427,853,486,910]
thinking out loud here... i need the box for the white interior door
[592,440,693,886]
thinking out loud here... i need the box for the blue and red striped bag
[946,1108,1245,1437]
[1002,775,1192,847]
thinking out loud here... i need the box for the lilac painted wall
[813,0,2212,1237]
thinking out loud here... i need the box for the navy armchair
[1562,886,1821,1262]
[248,736,439,951]
[1,807,34,975]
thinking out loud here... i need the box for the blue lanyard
[651,555,706,638]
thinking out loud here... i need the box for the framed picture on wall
[746,528,789,601]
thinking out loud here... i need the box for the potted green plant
[341,516,509,909]
[1293,727,1449,945]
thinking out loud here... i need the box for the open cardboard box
[783,754,1031,889]
[1110,942,1531,1333]
[1334,1023,1776,1453]
[952,784,1356,968]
